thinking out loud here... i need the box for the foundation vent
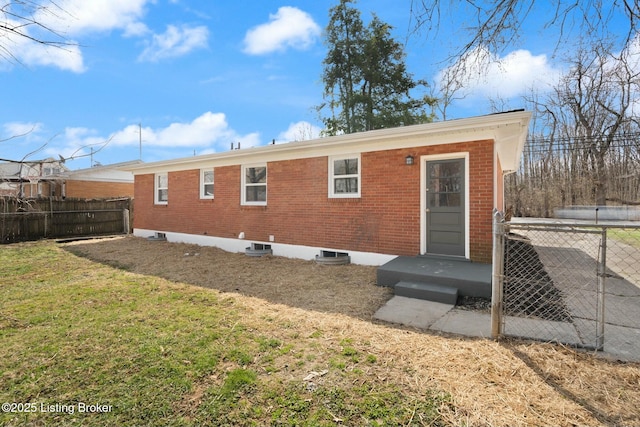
[147,232,167,241]
[315,250,351,265]
[245,243,273,257]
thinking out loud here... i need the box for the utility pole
[139,123,142,160]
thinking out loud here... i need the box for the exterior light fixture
[405,155,414,165]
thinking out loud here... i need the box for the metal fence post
[491,209,505,339]
[123,208,130,234]
[596,227,607,351]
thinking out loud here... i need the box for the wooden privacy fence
[0,197,132,243]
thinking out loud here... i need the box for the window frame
[241,163,267,206]
[154,172,168,205]
[200,168,214,199]
[328,154,361,198]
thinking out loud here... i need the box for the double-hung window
[242,164,267,205]
[329,155,361,198]
[200,169,214,199]
[155,173,168,204]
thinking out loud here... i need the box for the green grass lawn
[0,242,450,426]
[607,227,640,248]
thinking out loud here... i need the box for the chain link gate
[491,211,640,361]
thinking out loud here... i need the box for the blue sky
[0,0,632,169]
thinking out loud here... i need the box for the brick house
[0,158,68,198]
[123,111,531,265]
[0,159,138,200]
[64,161,139,199]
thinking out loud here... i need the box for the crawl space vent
[315,250,351,265]
[245,243,273,257]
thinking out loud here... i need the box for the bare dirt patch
[61,236,392,320]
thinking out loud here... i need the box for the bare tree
[415,0,640,115]
[559,44,639,205]
[410,1,640,64]
[0,0,74,64]
[506,41,640,215]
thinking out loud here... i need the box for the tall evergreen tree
[319,0,435,136]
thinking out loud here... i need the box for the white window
[329,155,361,198]
[242,164,267,205]
[155,173,168,204]
[200,169,214,199]
[43,167,61,176]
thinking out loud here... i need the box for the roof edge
[121,111,531,173]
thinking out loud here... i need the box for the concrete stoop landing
[374,256,493,337]
[377,255,492,300]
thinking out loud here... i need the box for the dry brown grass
[62,236,640,426]
[64,235,390,320]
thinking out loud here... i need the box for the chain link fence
[491,211,640,361]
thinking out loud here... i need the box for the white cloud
[3,122,44,139]
[436,46,563,101]
[1,0,153,72]
[275,121,321,143]
[243,6,320,55]
[138,25,209,62]
[37,0,152,36]
[110,112,258,150]
[0,16,86,73]
[36,112,259,162]
[46,127,106,159]
[19,39,86,73]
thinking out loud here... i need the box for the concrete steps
[377,255,492,304]
[394,281,458,305]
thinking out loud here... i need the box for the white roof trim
[121,111,531,174]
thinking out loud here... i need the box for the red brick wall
[134,139,495,262]
[65,180,134,199]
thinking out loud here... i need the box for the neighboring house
[64,160,139,199]
[122,111,531,265]
[0,158,139,199]
[0,158,68,198]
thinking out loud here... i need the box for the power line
[522,133,640,155]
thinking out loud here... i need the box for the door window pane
[428,160,463,208]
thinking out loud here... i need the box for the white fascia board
[122,111,531,175]
[65,171,134,183]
